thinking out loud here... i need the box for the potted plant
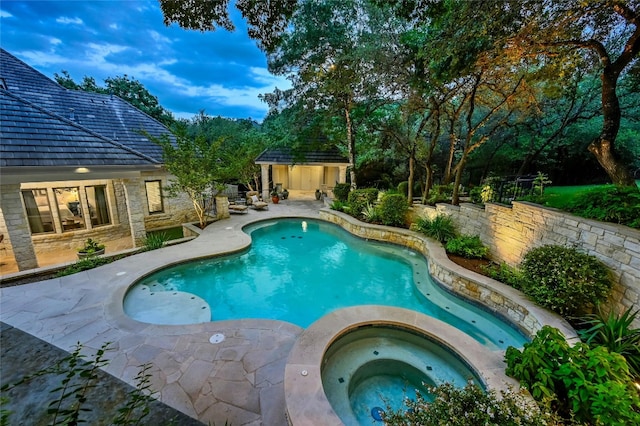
[77,238,105,259]
[271,188,280,204]
[281,188,289,200]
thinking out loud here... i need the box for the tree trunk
[424,164,434,203]
[452,154,467,205]
[588,67,635,186]
[407,155,415,206]
[345,103,357,190]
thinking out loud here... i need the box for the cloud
[0,9,13,18]
[55,16,83,25]
[109,23,119,30]
[148,30,171,44]
[50,38,62,45]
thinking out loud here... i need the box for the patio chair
[246,192,268,210]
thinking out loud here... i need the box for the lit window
[21,189,54,234]
[54,187,86,232]
[145,181,164,213]
[86,185,111,227]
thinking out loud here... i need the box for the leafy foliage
[425,184,453,205]
[520,245,613,318]
[55,256,113,277]
[382,381,552,426]
[411,214,457,243]
[77,238,105,255]
[567,185,640,229]
[578,305,640,379]
[1,342,159,426]
[505,326,640,425]
[330,199,347,212]
[142,232,169,251]
[347,188,379,220]
[361,203,382,223]
[378,193,408,226]
[480,262,523,289]
[445,235,489,259]
[332,183,351,202]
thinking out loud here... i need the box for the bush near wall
[378,193,409,227]
[347,189,378,219]
[333,183,351,202]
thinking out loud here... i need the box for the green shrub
[568,185,640,228]
[520,245,613,317]
[382,381,552,426]
[397,181,409,196]
[330,199,347,212]
[55,256,112,277]
[425,184,453,205]
[332,183,351,202]
[469,186,483,204]
[378,193,408,227]
[411,214,457,243]
[505,326,640,425]
[578,305,640,379]
[347,188,378,219]
[142,232,168,251]
[445,235,489,259]
[480,262,523,289]
[361,203,382,223]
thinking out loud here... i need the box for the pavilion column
[261,164,270,200]
[121,178,147,247]
[338,166,347,184]
[0,184,38,270]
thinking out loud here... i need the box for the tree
[54,72,174,126]
[147,131,229,229]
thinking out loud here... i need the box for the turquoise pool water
[127,219,527,350]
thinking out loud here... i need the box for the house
[254,144,349,200]
[0,49,196,273]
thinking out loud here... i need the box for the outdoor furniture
[228,204,248,214]
[248,194,268,210]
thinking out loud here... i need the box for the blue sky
[0,0,290,121]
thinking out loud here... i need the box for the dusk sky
[0,0,291,121]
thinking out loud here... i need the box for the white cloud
[56,16,83,25]
[109,23,119,30]
[148,30,171,44]
[0,9,13,18]
[17,50,68,67]
[49,38,62,45]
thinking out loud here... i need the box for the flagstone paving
[1,196,322,425]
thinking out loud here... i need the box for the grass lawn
[543,180,640,209]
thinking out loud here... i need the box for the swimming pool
[124,219,527,350]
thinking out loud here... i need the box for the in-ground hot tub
[284,306,519,426]
[322,325,483,424]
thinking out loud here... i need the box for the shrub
[142,232,168,251]
[425,184,453,205]
[567,185,640,228]
[578,305,640,378]
[505,326,640,425]
[347,188,378,219]
[520,245,613,317]
[445,235,489,259]
[330,199,347,212]
[378,193,408,227]
[55,256,112,277]
[469,186,483,204]
[382,381,552,426]
[411,214,457,243]
[397,181,409,196]
[361,203,382,223]
[332,182,351,202]
[481,262,523,289]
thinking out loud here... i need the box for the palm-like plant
[578,305,640,378]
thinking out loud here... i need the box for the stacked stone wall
[414,201,640,324]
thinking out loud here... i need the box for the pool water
[127,219,527,350]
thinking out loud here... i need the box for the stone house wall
[140,171,199,231]
[412,201,640,324]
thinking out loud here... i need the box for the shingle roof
[255,146,348,165]
[0,48,170,166]
[0,91,159,168]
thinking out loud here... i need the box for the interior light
[75,167,90,173]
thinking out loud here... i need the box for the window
[21,189,54,234]
[86,185,111,227]
[54,187,86,232]
[145,180,164,213]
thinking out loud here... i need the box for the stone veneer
[410,201,640,327]
[319,209,576,340]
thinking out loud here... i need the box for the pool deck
[0,196,570,425]
[1,197,323,425]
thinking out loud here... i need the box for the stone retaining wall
[319,209,576,340]
[412,201,640,325]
